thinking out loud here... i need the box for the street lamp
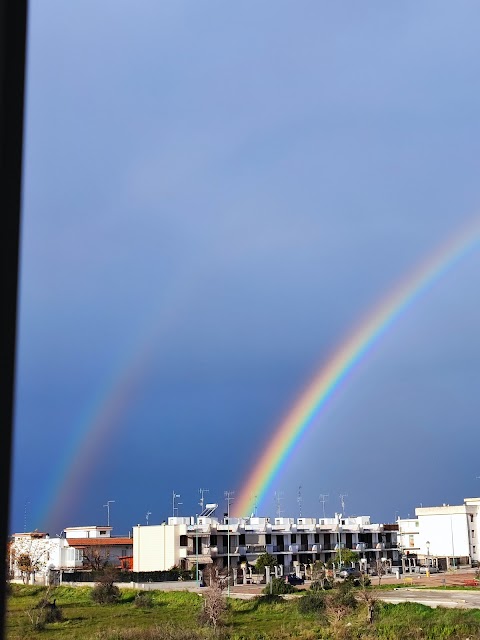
[224,491,234,598]
[195,514,199,587]
[426,540,430,577]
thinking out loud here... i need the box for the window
[314,533,319,543]
[265,534,271,544]
[99,530,107,536]
[291,534,296,543]
[179,535,188,547]
[472,530,475,538]
[210,535,217,546]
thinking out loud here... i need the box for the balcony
[245,545,267,554]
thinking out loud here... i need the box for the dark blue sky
[11,1,480,536]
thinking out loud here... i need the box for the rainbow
[234,218,480,517]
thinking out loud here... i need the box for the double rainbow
[234,218,480,517]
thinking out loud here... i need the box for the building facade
[132,508,398,574]
[10,526,133,581]
[398,497,480,570]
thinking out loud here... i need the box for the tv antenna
[24,499,30,532]
[103,500,115,527]
[252,495,258,517]
[340,493,348,515]
[146,511,152,525]
[172,491,181,517]
[199,488,209,512]
[319,494,329,519]
[297,485,303,518]
[274,491,284,518]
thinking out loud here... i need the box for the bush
[134,591,154,608]
[91,582,121,604]
[297,591,326,614]
[310,579,333,591]
[262,577,296,595]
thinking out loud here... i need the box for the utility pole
[199,488,209,513]
[319,494,328,519]
[103,500,115,527]
[340,493,347,515]
[224,491,234,598]
[172,491,181,517]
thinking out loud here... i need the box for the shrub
[297,591,326,614]
[91,581,121,604]
[262,577,296,595]
[310,579,333,591]
[134,591,154,608]
[198,583,227,629]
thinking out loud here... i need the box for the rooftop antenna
[252,495,258,517]
[24,499,30,532]
[340,493,347,515]
[297,485,303,518]
[199,488,209,512]
[319,494,329,519]
[146,511,152,525]
[172,491,181,517]
[103,500,115,527]
[274,491,284,518]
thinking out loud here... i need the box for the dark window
[291,534,296,543]
[223,535,228,546]
[210,535,217,545]
[180,535,188,546]
[239,534,245,545]
[314,533,319,543]
[99,530,106,535]
[266,534,271,544]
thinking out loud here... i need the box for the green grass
[5,584,480,640]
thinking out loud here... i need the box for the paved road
[375,588,480,609]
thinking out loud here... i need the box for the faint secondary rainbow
[234,218,480,517]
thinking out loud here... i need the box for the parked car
[338,567,362,579]
[419,566,439,574]
[286,574,304,585]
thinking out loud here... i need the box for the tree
[82,545,111,571]
[255,552,278,575]
[311,560,331,590]
[334,549,359,568]
[357,576,376,624]
[199,582,227,629]
[10,534,55,583]
[372,557,387,586]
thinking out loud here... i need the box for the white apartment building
[398,497,480,570]
[132,506,399,574]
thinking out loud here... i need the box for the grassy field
[5,583,480,640]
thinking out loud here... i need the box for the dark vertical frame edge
[0,0,28,636]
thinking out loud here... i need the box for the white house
[10,526,133,582]
[398,497,480,570]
